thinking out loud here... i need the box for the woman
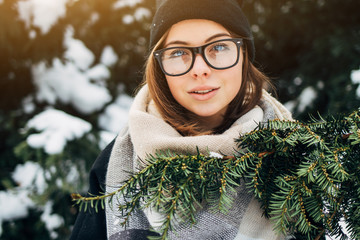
[70,0,292,239]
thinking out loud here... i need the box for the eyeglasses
[153,38,243,77]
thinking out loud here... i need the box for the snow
[26,109,92,154]
[97,93,133,147]
[284,86,317,113]
[134,7,151,21]
[29,30,37,39]
[0,161,46,236]
[351,68,360,98]
[73,83,112,114]
[86,64,111,82]
[89,12,100,25]
[13,161,47,194]
[123,14,134,24]
[113,0,143,9]
[293,77,303,86]
[100,46,119,67]
[98,94,133,133]
[0,161,65,239]
[0,191,34,235]
[32,27,112,114]
[209,152,223,159]
[287,67,360,113]
[98,104,129,132]
[41,202,64,239]
[22,95,36,114]
[2,0,137,238]
[66,163,81,183]
[122,7,150,24]
[64,28,95,71]
[297,87,317,113]
[99,131,117,149]
[0,191,35,221]
[325,220,350,240]
[17,0,69,35]
[284,100,296,113]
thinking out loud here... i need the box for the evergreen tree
[74,110,360,240]
[243,0,360,119]
[0,0,154,239]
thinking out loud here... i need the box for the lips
[190,89,216,94]
[188,86,220,101]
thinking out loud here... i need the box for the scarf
[105,85,292,240]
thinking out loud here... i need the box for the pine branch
[71,109,360,239]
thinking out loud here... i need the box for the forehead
[164,19,231,46]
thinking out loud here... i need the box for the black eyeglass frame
[153,38,244,77]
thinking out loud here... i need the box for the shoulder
[69,139,116,240]
[88,138,115,192]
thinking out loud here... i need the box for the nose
[190,54,211,79]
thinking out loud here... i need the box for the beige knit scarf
[128,85,291,161]
[105,85,292,240]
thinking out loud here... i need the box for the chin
[193,110,223,118]
[195,113,217,118]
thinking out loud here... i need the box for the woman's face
[163,19,243,129]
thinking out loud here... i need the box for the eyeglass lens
[160,39,239,76]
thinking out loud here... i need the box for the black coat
[69,140,114,240]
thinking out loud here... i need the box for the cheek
[225,66,243,96]
[166,76,182,100]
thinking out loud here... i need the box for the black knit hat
[150,0,255,61]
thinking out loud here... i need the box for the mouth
[189,88,220,94]
[188,87,220,101]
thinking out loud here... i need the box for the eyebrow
[164,33,231,48]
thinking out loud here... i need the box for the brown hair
[143,30,272,136]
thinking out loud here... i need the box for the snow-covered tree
[0,0,153,239]
[243,0,360,119]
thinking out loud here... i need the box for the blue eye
[169,49,188,58]
[212,44,229,52]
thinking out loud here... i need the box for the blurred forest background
[0,0,359,239]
